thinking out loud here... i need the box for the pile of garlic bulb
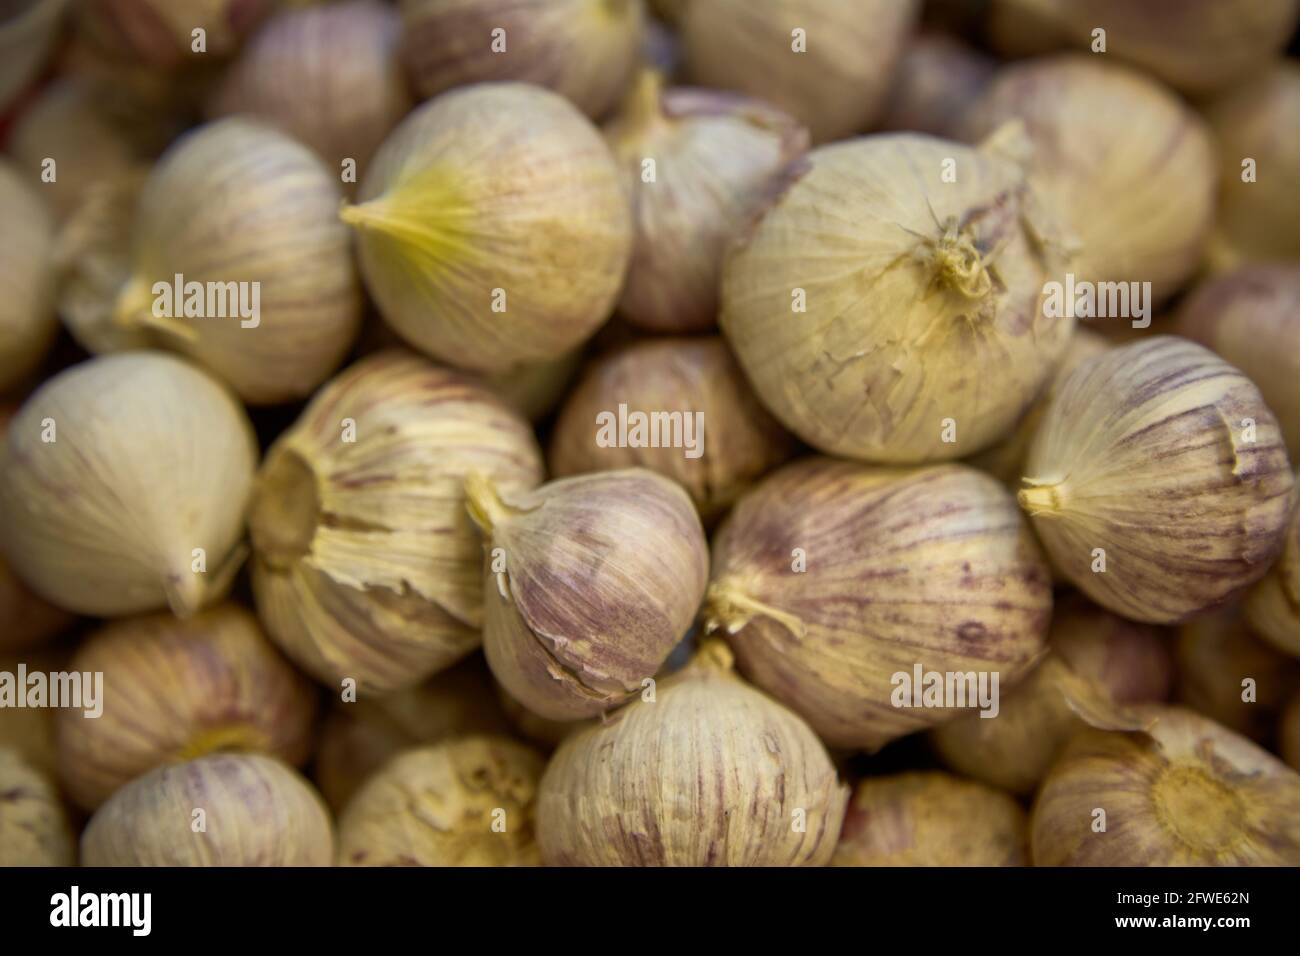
[1,0,1298,874]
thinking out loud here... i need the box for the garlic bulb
[548,337,794,520]
[7,79,149,223]
[63,118,362,404]
[0,353,257,618]
[0,0,69,113]
[0,747,75,867]
[603,70,808,332]
[76,0,273,69]
[970,328,1111,487]
[1175,609,1300,744]
[400,0,645,119]
[962,55,1216,306]
[536,640,847,866]
[721,129,1071,464]
[879,33,996,137]
[1020,337,1296,624]
[248,350,543,695]
[991,0,1298,94]
[681,0,920,144]
[1032,706,1300,865]
[81,754,334,866]
[56,604,319,811]
[1178,266,1300,462]
[208,1,411,184]
[342,83,633,373]
[467,468,708,720]
[1245,490,1300,656]
[704,457,1052,751]
[930,595,1173,794]
[1205,65,1300,270]
[315,656,513,813]
[339,736,544,866]
[833,772,1028,867]
[1282,695,1300,771]
[0,159,58,393]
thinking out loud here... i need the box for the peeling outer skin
[536,643,848,867]
[1019,336,1296,625]
[703,456,1053,751]
[468,468,709,721]
[1031,705,1300,866]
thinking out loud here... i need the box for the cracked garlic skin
[833,772,1028,867]
[681,0,919,144]
[962,55,1215,307]
[401,0,645,120]
[81,753,334,867]
[720,130,1071,464]
[548,338,794,521]
[342,83,633,374]
[466,468,708,721]
[249,350,543,695]
[1032,706,1300,866]
[603,70,809,333]
[536,641,847,866]
[0,747,75,867]
[1244,486,1300,656]
[0,353,257,619]
[56,604,318,811]
[1020,336,1296,625]
[705,457,1052,751]
[339,736,544,866]
[930,594,1173,795]
[70,118,363,405]
[0,159,58,392]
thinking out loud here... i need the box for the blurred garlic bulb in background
[495,682,586,751]
[314,656,512,813]
[338,736,544,866]
[1032,707,1300,865]
[62,118,362,404]
[1245,492,1300,657]
[878,33,996,137]
[81,754,334,866]
[0,647,68,777]
[603,70,808,332]
[7,79,150,224]
[990,0,1298,94]
[970,328,1111,487]
[0,747,75,867]
[1178,265,1300,461]
[704,457,1052,750]
[1204,65,1300,269]
[536,641,847,866]
[0,160,58,393]
[549,338,794,520]
[930,595,1172,795]
[467,469,707,720]
[400,0,645,119]
[485,350,583,424]
[721,129,1071,463]
[0,0,70,113]
[833,772,1028,867]
[57,604,319,811]
[0,559,71,654]
[962,55,1215,306]
[0,353,257,618]
[342,84,632,374]
[75,0,273,69]
[681,0,920,144]
[1020,337,1295,624]
[1282,695,1300,771]
[249,350,543,695]
[209,1,411,186]
[1175,609,1300,745]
